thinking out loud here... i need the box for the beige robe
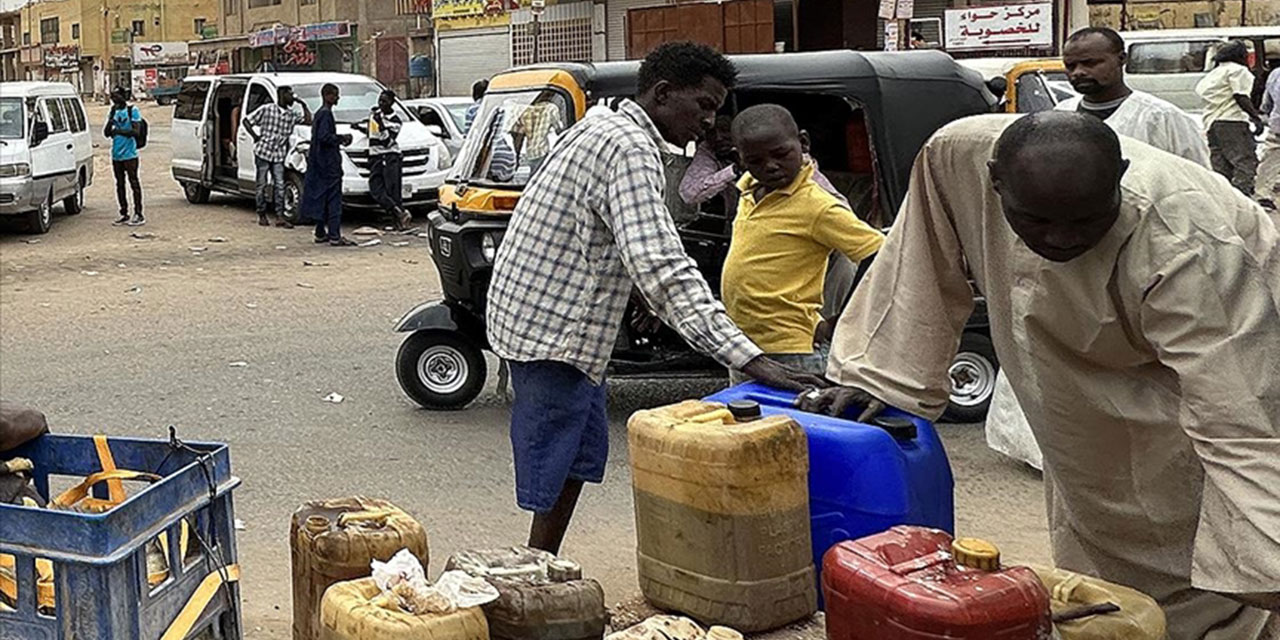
[829,114,1280,640]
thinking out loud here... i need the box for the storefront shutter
[436,27,511,97]
[606,0,672,60]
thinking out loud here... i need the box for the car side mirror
[426,124,446,138]
[30,120,49,146]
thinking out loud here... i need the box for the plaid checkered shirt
[246,103,305,163]
[487,99,762,383]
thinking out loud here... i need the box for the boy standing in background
[104,87,144,226]
[722,104,885,381]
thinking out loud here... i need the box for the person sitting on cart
[721,104,885,383]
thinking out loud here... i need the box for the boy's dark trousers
[369,153,404,214]
[113,158,142,216]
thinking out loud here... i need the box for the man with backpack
[104,87,146,226]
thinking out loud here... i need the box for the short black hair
[637,41,737,95]
[472,79,489,101]
[1214,40,1248,64]
[380,88,396,99]
[911,31,925,40]
[277,85,292,96]
[994,112,1123,182]
[111,86,129,99]
[731,104,799,142]
[1066,27,1125,54]
[321,83,339,97]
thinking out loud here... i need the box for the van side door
[30,97,75,203]
[59,97,92,188]
[172,78,214,186]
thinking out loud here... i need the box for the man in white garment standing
[985,26,1212,469]
[802,112,1279,639]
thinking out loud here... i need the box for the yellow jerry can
[1030,565,1167,640]
[319,577,489,640]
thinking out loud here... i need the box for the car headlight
[0,163,31,178]
[481,232,498,263]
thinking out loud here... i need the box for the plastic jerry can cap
[728,400,762,422]
[952,537,1001,571]
[872,416,917,441]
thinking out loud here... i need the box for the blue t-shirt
[108,106,141,161]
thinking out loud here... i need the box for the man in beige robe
[804,112,1280,639]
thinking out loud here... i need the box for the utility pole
[530,0,543,63]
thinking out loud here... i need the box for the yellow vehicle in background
[958,57,1077,113]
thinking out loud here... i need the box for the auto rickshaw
[394,50,1001,421]
[958,57,1076,113]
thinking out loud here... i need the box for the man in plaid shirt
[488,42,827,553]
[245,86,311,228]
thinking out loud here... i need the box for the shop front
[243,21,358,73]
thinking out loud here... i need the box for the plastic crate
[0,433,242,640]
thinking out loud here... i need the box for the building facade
[12,0,214,93]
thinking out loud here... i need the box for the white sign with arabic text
[944,3,1052,51]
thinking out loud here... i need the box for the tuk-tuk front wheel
[397,331,487,410]
[942,331,999,423]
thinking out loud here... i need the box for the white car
[169,72,450,221]
[403,97,473,163]
[0,82,94,234]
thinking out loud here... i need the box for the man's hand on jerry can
[797,386,886,422]
[740,356,828,393]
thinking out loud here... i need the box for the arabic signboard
[250,22,350,48]
[132,42,190,65]
[433,0,516,19]
[895,0,914,20]
[878,0,895,20]
[111,29,131,44]
[944,3,1053,51]
[884,21,900,51]
[43,45,80,70]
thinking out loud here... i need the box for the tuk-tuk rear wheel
[396,331,487,410]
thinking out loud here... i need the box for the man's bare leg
[528,479,584,554]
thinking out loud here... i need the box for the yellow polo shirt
[722,163,885,354]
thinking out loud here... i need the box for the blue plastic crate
[704,382,954,603]
[0,433,242,640]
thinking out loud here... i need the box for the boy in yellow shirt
[723,104,886,382]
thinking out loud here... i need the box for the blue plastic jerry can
[703,382,955,605]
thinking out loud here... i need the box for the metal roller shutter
[436,28,511,97]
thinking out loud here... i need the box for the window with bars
[131,20,145,36]
[395,0,430,14]
[511,16,593,66]
[225,0,238,15]
[40,17,58,43]
[71,23,80,39]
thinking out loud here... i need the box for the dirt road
[0,102,1050,637]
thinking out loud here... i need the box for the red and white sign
[131,42,190,65]
[944,3,1053,51]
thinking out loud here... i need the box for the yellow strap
[51,469,160,508]
[93,434,127,505]
[160,564,240,640]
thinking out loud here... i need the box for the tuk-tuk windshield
[0,98,23,140]
[457,89,571,187]
[1016,70,1076,113]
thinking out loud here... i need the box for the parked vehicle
[395,51,1001,421]
[958,58,1076,113]
[404,97,472,162]
[169,72,451,222]
[0,82,93,234]
[1120,27,1280,113]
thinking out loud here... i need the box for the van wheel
[282,171,304,224]
[396,331,487,410]
[183,182,211,204]
[942,331,999,423]
[63,174,85,215]
[26,196,52,234]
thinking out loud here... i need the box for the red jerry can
[823,526,1052,640]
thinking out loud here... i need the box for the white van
[1121,27,1280,113]
[0,82,94,234]
[170,72,450,222]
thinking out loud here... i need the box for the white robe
[987,91,1214,470]
[829,115,1279,639]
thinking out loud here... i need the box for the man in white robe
[803,112,1280,639]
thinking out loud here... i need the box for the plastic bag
[606,615,713,640]
[371,548,426,592]
[433,570,499,608]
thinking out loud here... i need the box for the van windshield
[452,89,571,188]
[291,82,415,125]
[0,98,23,140]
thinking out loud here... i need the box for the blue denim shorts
[508,360,609,513]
